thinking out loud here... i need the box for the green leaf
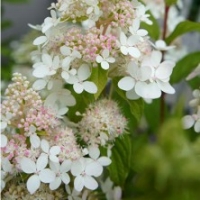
[1,20,12,30]
[108,134,132,186]
[140,11,160,40]
[2,0,29,3]
[164,0,178,6]
[165,21,200,44]
[89,66,108,100]
[113,78,144,123]
[170,51,200,84]
[67,87,95,122]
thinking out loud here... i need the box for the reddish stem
[160,5,170,125]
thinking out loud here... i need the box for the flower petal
[98,157,111,166]
[156,80,175,94]
[33,36,47,45]
[101,61,109,70]
[41,139,49,153]
[78,64,91,80]
[32,79,47,91]
[120,32,127,46]
[74,83,84,94]
[126,89,140,100]
[118,77,135,91]
[83,175,98,190]
[61,160,72,172]
[151,51,162,67]
[194,121,200,133]
[96,55,103,63]
[135,82,161,99]
[1,134,7,148]
[120,46,128,55]
[155,61,174,80]
[83,81,98,94]
[50,146,60,156]
[182,115,194,129]
[49,177,61,190]
[27,175,40,194]
[88,146,100,160]
[61,173,70,185]
[128,47,141,58]
[36,154,48,171]
[39,169,55,183]
[30,134,40,148]
[85,161,103,177]
[71,160,84,176]
[20,157,36,173]
[74,176,84,192]
[32,65,49,78]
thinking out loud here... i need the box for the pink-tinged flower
[96,49,115,70]
[20,155,55,194]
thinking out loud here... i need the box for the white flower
[118,61,152,99]
[71,157,103,191]
[88,146,111,171]
[186,64,200,81]
[32,54,60,78]
[101,177,122,200]
[42,10,60,33]
[20,155,56,194]
[0,112,12,130]
[28,125,40,148]
[65,185,83,200]
[60,46,82,69]
[151,40,175,51]
[96,49,115,70]
[41,139,61,163]
[49,160,71,190]
[119,32,141,58]
[182,107,200,133]
[0,134,8,148]
[67,64,97,94]
[140,51,175,98]
[129,19,148,42]
[136,4,152,25]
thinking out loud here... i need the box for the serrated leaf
[108,134,132,186]
[170,51,200,84]
[140,11,160,40]
[164,0,178,6]
[113,78,144,123]
[166,21,200,44]
[89,66,108,100]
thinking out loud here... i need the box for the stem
[108,81,114,99]
[160,5,170,125]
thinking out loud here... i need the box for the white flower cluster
[1,74,113,197]
[29,0,176,116]
[182,89,200,133]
